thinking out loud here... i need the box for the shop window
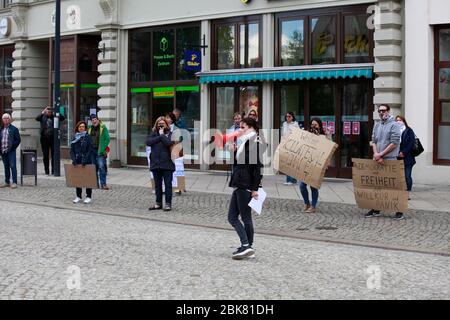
[0,46,13,116]
[311,16,336,65]
[440,29,450,62]
[310,82,336,166]
[341,82,370,169]
[213,17,261,70]
[439,68,450,99]
[131,32,151,82]
[344,14,370,63]
[153,29,175,81]
[240,23,260,68]
[176,88,201,161]
[279,85,305,129]
[217,25,236,70]
[435,27,450,164]
[80,85,100,124]
[177,26,201,80]
[239,86,259,119]
[130,91,151,158]
[276,6,372,66]
[280,19,305,66]
[59,85,75,147]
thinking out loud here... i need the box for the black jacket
[147,130,175,171]
[36,113,66,137]
[0,125,21,154]
[229,133,265,192]
[70,134,95,166]
[399,127,416,166]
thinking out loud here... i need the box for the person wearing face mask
[70,121,96,204]
[147,117,175,212]
[396,115,416,199]
[282,112,301,186]
[366,104,403,220]
[228,117,265,260]
[299,118,329,213]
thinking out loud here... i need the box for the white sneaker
[73,197,82,204]
[283,182,293,186]
[84,197,92,204]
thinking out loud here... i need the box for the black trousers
[40,135,54,174]
[228,189,254,247]
[76,188,92,198]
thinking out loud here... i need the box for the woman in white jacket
[281,112,301,185]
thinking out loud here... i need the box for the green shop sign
[154,36,174,68]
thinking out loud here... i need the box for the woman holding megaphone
[227,117,265,260]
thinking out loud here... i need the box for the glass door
[211,83,261,169]
[340,81,371,176]
[215,86,236,164]
[129,90,151,163]
[309,81,337,174]
[60,85,75,147]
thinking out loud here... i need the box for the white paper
[248,188,267,215]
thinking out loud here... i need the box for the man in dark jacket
[35,106,65,175]
[0,113,21,189]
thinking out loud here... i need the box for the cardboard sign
[64,164,99,189]
[352,122,360,135]
[352,158,408,212]
[274,128,338,189]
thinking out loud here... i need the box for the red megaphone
[213,130,242,149]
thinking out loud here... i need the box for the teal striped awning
[198,64,374,84]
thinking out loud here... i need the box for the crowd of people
[0,103,419,259]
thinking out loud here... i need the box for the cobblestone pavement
[0,178,449,255]
[0,200,449,300]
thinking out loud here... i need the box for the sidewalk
[17,160,450,213]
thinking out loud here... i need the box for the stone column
[11,39,50,150]
[97,25,120,166]
[373,0,403,117]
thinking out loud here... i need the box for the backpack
[412,136,424,157]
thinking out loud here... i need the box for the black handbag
[412,136,424,157]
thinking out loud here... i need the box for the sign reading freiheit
[352,158,408,212]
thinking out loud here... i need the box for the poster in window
[352,122,360,135]
[343,122,351,135]
[327,121,335,135]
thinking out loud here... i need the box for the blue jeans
[152,169,173,205]
[286,176,297,184]
[300,182,319,208]
[2,150,17,184]
[405,165,414,192]
[95,155,107,187]
[228,189,254,247]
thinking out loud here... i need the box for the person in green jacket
[88,114,110,190]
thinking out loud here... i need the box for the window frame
[434,25,450,165]
[275,5,374,66]
[211,15,263,70]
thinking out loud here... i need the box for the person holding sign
[147,117,175,212]
[70,121,96,204]
[299,118,329,213]
[396,116,416,199]
[366,104,404,220]
[282,112,301,186]
[227,117,265,260]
